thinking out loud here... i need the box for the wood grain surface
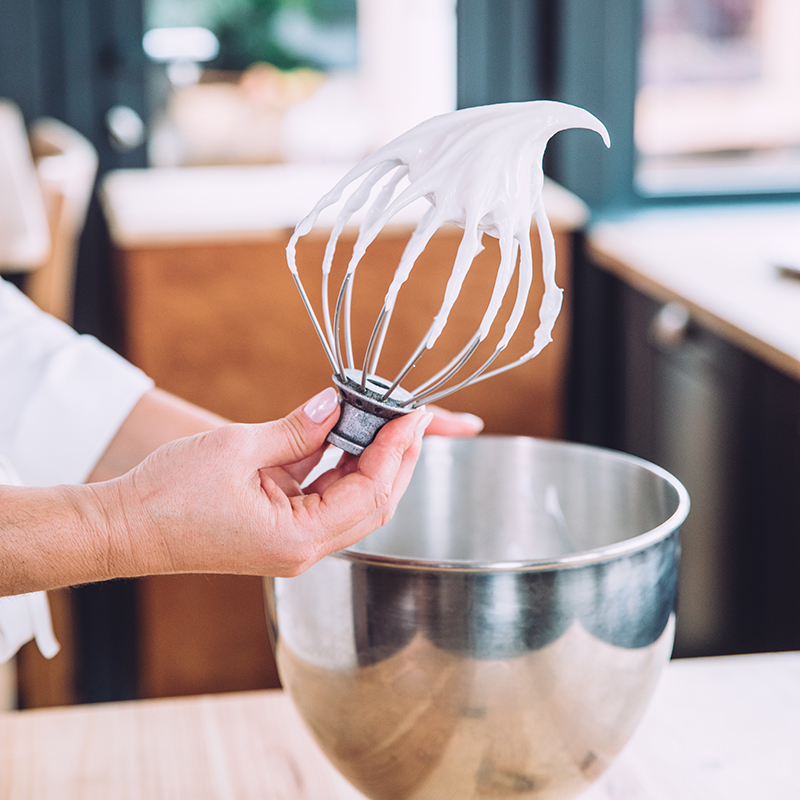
[116,224,573,437]
[2,652,799,799]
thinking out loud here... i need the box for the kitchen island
[2,651,799,799]
[581,206,800,659]
[76,166,588,707]
[588,204,800,383]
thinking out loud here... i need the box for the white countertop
[101,163,591,248]
[588,204,800,383]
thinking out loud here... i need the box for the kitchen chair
[0,100,51,273]
[24,116,98,324]
[0,99,98,324]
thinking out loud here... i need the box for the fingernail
[460,413,484,431]
[303,387,339,423]
[414,411,435,437]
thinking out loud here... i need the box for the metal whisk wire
[286,101,610,454]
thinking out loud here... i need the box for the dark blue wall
[0,0,148,347]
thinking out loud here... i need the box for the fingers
[295,409,433,559]
[277,446,331,488]
[117,392,433,580]
[304,409,433,496]
[255,387,341,472]
[425,405,484,437]
[261,391,480,493]
[301,386,341,425]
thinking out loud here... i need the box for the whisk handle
[326,373,415,456]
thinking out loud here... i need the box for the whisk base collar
[326,371,415,456]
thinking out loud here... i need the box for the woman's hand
[94,388,433,580]
[1,388,482,596]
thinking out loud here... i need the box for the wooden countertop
[2,651,799,799]
[588,204,800,384]
[100,163,591,248]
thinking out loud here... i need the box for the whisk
[287,101,609,454]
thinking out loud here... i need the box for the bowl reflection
[265,436,689,800]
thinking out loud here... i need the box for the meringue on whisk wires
[286,100,610,455]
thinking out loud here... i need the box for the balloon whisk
[286,101,609,454]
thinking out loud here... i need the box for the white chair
[0,99,51,273]
[25,116,98,324]
[0,98,98,324]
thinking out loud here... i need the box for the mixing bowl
[265,436,689,800]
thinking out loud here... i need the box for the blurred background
[5,0,800,341]
[2,0,800,709]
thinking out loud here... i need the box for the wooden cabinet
[100,166,588,700]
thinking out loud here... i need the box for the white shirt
[0,277,154,662]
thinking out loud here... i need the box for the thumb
[258,387,341,467]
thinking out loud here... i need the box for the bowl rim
[336,436,690,573]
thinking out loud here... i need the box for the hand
[0,390,479,596]
[95,388,433,579]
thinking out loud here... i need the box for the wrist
[63,481,130,585]
[82,475,163,582]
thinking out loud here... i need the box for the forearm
[86,387,228,483]
[0,483,117,595]
[2,389,228,596]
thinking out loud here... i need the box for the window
[636,0,800,195]
[548,0,800,209]
[142,0,456,167]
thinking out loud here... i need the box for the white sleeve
[1,278,154,663]
[0,277,154,486]
[0,592,59,664]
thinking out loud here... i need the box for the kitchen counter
[89,166,592,708]
[102,163,590,247]
[2,651,799,799]
[588,204,800,384]
[99,163,589,439]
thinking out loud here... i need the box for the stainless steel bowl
[265,436,689,800]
